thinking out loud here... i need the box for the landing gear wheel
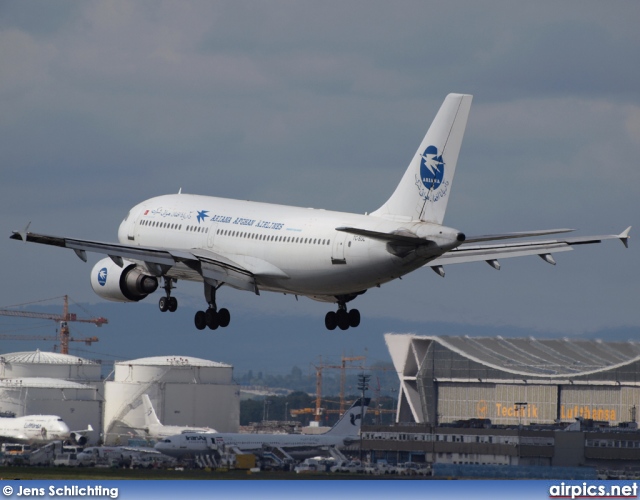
[194,311,207,330]
[168,297,178,312]
[218,308,231,328]
[348,309,361,328]
[336,309,350,330]
[325,311,338,330]
[159,296,169,312]
[205,309,219,330]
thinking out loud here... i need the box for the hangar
[385,334,640,426]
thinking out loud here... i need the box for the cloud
[1,0,637,336]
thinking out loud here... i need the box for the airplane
[10,93,631,331]
[154,397,369,461]
[0,414,71,443]
[139,394,217,439]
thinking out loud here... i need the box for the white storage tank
[103,355,239,445]
[0,350,103,444]
[0,350,102,382]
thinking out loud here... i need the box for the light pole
[357,373,370,461]
[263,399,272,422]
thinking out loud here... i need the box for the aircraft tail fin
[323,398,370,437]
[370,93,472,224]
[141,394,162,428]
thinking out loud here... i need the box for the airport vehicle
[27,441,85,466]
[155,398,369,461]
[140,394,217,439]
[294,456,336,474]
[10,94,630,330]
[0,415,70,443]
[330,460,365,474]
[76,445,161,467]
[53,452,79,467]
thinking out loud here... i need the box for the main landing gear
[158,278,178,313]
[325,303,360,331]
[194,282,231,331]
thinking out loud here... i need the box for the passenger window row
[216,228,330,245]
[140,219,329,244]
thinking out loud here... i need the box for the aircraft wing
[427,227,631,274]
[9,230,259,293]
[0,432,26,441]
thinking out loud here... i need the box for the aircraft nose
[117,219,128,243]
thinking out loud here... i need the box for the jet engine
[70,432,88,446]
[90,258,158,302]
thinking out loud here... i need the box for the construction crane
[0,295,108,355]
[292,356,396,424]
[293,355,367,422]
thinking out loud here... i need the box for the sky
[1,1,639,371]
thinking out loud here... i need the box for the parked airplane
[140,394,217,439]
[10,94,630,330]
[154,398,369,461]
[0,414,70,443]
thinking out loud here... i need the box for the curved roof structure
[0,350,97,366]
[386,334,640,379]
[117,355,231,368]
[0,377,95,389]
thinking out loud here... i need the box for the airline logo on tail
[350,413,362,426]
[416,145,449,204]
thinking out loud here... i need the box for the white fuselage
[118,194,462,301]
[0,415,70,443]
[155,431,349,459]
[147,424,216,440]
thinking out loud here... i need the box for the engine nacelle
[90,258,158,302]
[70,432,88,446]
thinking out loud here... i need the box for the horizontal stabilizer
[428,228,630,268]
[463,228,574,244]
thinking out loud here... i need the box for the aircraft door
[331,232,348,265]
[123,207,142,242]
[207,223,217,250]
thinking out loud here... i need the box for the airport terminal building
[385,334,640,426]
